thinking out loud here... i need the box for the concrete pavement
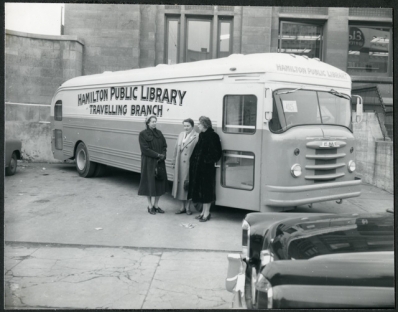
[5,162,247,251]
[5,162,393,251]
[4,162,394,309]
[5,243,232,309]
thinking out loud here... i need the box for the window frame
[278,20,324,60]
[217,17,233,58]
[185,16,213,62]
[54,100,62,121]
[164,15,180,65]
[269,88,353,134]
[221,150,255,191]
[346,22,392,77]
[222,94,258,135]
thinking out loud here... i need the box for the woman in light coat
[171,118,199,215]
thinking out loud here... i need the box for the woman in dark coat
[138,115,168,215]
[188,116,222,222]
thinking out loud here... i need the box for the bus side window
[55,100,62,121]
[223,95,257,134]
[222,150,255,190]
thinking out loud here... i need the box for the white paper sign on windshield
[282,101,298,112]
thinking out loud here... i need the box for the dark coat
[138,128,168,197]
[188,127,222,203]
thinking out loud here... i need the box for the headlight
[242,220,250,258]
[290,164,302,177]
[255,273,273,308]
[260,250,274,267]
[348,160,356,172]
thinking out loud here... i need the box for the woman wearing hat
[138,115,168,215]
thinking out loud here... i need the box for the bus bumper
[265,179,361,207]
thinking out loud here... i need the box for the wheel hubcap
[77,149,86,170]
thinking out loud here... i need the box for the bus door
[215,83,264,210]
[51,96,64,160]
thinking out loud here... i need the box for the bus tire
[94,163,108,177]
[5,152,18,176]
[75,142,97,178]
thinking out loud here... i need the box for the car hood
[269,212,394,260]
[261,251,394,288]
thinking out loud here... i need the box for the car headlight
[348,160,356,172]
[290,164,302,177]
[242,220,250,258]
[255,273,273,308]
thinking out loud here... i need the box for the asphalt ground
[4,162,394,309]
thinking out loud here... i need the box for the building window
[222,151,255,190]
[347,25,391,76]
[165,17,180,65]
[186,18,212,62]
[278,21,323,59]
[218,18,233,58]
[223,95,257,134]
[55,100,62,121]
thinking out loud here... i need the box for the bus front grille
[305,147,346,183]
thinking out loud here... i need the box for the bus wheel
[94,163,108,177]
[75,142,97,178]
[5,152,18,176]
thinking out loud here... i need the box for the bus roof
[61,53,351,88]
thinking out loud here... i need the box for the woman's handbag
[154,160,167,181]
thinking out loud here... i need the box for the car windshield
[269,89,352,133]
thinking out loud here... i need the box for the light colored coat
[171,130,199,200]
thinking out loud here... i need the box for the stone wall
[5,30,84,162]
[353,112,394,193]
[241,7,272,54]
[323,8,349,71]
[5,104,53,162]
[64,3,141,73]
[373,141,394,193]
[5,30,83,104]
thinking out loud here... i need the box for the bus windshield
[269,89,352,133]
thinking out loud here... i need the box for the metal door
[215,82,264,210]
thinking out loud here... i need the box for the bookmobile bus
[51,53,363,212]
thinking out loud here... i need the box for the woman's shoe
[186,210,192,215]
[155,207,165,213]
[199,214,211,222]
[195,214,203,219]
[175,209,187,214]
[148,206,156,215]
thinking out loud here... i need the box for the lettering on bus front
[275,64,348,79]
[78,86,186,118]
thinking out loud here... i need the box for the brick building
[64,5,392,87]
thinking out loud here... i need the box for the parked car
[5,139,22,176]
[226,211,394,308]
